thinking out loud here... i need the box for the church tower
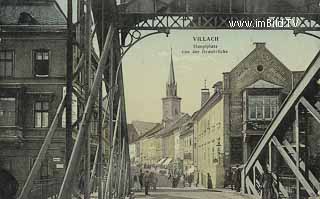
[162,49,181,122]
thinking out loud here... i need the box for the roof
[131,120,158,135]
[0,1,67,26]
[138,123,164,139]
[194,90,223,121]
[156,113,191,137]
[245,79,283,89]
[229,43,291,77]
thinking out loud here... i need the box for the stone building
[128,121,158,165]
[194,42,304,189]
[0,0,67,195]
[194,82,225,188]
[223,42,303,165]
[179,116,195,175]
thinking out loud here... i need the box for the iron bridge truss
[118,13,320,31]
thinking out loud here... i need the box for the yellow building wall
[195,98,225,188]
[140,136,161,165]
[181,133,194,171]
[160,133,175,159]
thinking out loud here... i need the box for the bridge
[1,0,320,199]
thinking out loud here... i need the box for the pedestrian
[171,175,175,188]
[139,169,144,191]
[133,175,140,191]
[152,173,158,191]
[188,174,193,187]
[207,173,213,189]
[181,174,185,187]
[224,167,232,188]
[235,166,241,192]
[144,170,151,196]
[79,170,85,194]
[261,171,276,199]
[231,168,236,190]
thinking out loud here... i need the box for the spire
[168,48,176,85]
[166,48,177,97]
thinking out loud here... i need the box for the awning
[162,158,172,166]
[157,158,167,165]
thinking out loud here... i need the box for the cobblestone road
[134,188,254,199]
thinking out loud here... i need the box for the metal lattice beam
[118,13,320,30]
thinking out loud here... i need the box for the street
[134,188,253,199]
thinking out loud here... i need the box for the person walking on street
[231,168,236,190]
[133,175,140,191]
[139,170,144,191]
[261,171,276,199]
[235,165,241,192]
[152,173,158,191]
[144,170,151,196]
[181,174,185,188]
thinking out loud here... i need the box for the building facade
[128,121,158,165]
[0,1,67,195]
[194,42,304,189]
[179,118,195,174]
[223,42,303,166]
[194,86,225,188]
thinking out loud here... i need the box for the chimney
[254,42,266,49]
[213,81,223,93]
[201,80,210,107]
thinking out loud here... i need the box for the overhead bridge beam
[118,13,320,30]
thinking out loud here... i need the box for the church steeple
[166,48,177,97]
[162,48,181,122]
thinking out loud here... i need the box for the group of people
[133,170,158,196]
[168,173,194,188]
[224,166,241,192]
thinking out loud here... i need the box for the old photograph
[0,0,320,199]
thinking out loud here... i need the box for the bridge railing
[242,51,320,199]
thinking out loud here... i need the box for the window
[34,101,49,128]
[0,97,16,126]
[34,50,49,76]
[248,96,278,120]
[0,50,14,78]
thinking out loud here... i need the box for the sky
[56,0,320,123]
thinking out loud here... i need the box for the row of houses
[128,42,304,188]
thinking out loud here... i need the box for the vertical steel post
[66,2,73,198]
[58,24,114,199]
[98,73,103,199]
[89,146,99,192]
[295,104,300,199]
[108,44,114,199]
[84,0,92,198]
[268,142,272,172]
[122,153,129,197]
[118,138,126,197]
[105,98,121,198]
[99,0,105,197]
